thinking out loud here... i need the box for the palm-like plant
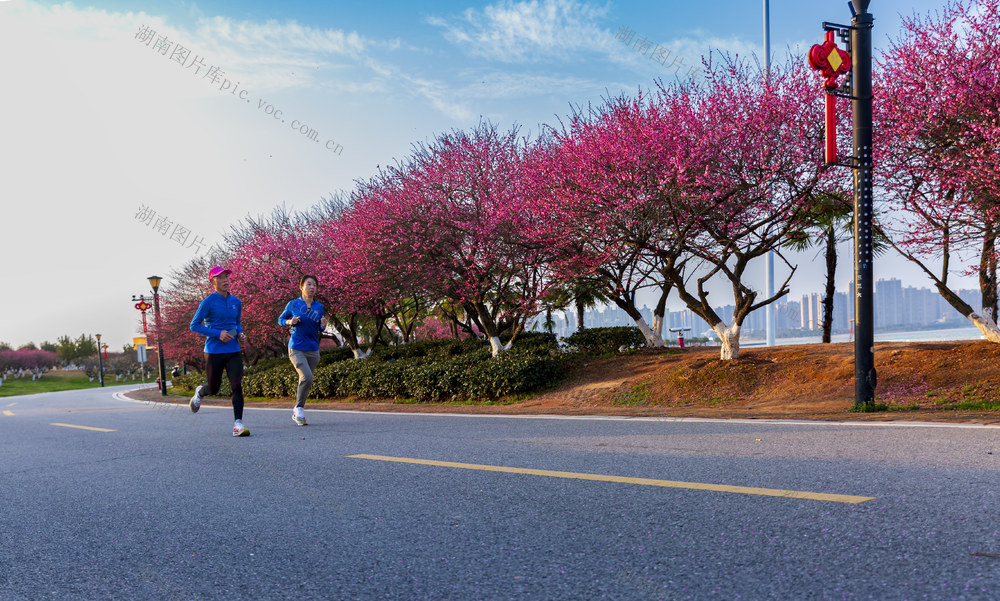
[785,190,887,342]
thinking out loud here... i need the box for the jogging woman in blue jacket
[278,275,328,426]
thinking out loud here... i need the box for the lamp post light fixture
[148,275,168,396]
[95,333,105,387]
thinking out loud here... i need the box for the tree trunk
[980,229,998,324]
[968,312,1000,343]
[821,224,837,343]
[609,296,664,347]
[576,297,586,332]
[652,284,669,343]
[629,318,659,347]
[934,281,1000,342]
[712,321,741,360]
[329,313,371,360]
[473,302,507,357]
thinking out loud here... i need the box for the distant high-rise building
[875,278,904,328]
[801,293,822,330]
[846,280,855,324]
[832,291,848,331]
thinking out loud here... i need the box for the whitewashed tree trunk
[712,321,742,360]
[967,312,1000,342]
[352,347,372,360]
[488,335,509,357]
[634,317,665,348]
[652,313,665,343]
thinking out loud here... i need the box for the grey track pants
[288,349,320,408]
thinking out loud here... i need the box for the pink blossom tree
[667,59,828,359]
[541,92,692,348]
[876,0,1000,340]
[545,58,827,359]
[352,122,567,356]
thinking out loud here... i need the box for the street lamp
[95,333,105,387]
[809,0,877,408]
[148,275,168,396]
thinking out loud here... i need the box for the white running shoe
[292,407,307,426]
[233,419,249,437]
[190,385,203,413]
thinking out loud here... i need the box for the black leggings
[204,352,244,420]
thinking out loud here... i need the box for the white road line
[111,392,1000,429]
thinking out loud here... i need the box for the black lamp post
[850,0,876,408]
[95,333,105,387]
[148,275,168,396]
[813,0,876,408]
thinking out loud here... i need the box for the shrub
[503,330,557,349]
[246,355,289,374]
[318,347,353,366]
[461,348,563,400]
[176,338,564,403]
[564,326,646,355]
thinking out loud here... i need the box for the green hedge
[173,339,563,403]
[564,326,646,355]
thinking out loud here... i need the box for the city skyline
[543,278,985,342]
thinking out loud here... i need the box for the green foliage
[506,331,558,349]
[564,326,646,355]
[176,338,564,404]
[611,383,651,406]
[55,334,99,363]
[318,347,354,365]
[848,401,890,413]
[372,338,476,361]
[460,347,563,401]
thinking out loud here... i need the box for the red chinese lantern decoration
[134,298,152,335]
[808,31,852,163]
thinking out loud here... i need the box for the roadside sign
[136,344,147,363]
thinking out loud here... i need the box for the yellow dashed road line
[348,454,875,504]
[50,423,117,433]
[2,410,14,416]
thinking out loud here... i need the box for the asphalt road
[2,386,1000,600]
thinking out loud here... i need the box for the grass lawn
[0,369,146,397]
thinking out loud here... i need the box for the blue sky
[0,0,960,348]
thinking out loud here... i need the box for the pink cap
[208,266,232,282]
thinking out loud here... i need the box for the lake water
[741,326,987,347]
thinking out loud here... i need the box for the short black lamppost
[95,333,105,387]
[148,275,168,396]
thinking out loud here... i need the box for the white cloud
[427,0,614,62]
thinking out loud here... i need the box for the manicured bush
[176,336,563,403]
[171,372,202,392]
[318,347,353,366]
[246,356,289,374]
[460,347,563,400]
[564,326,646,355]
[504,330,557,349]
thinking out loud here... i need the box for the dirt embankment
[124,340,1000,424]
